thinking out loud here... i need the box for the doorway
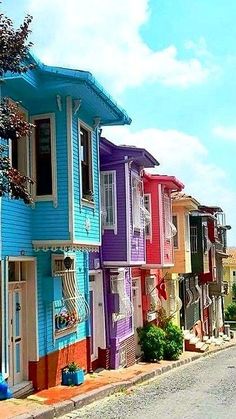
[89,271,106,362]
[132,277,143,356]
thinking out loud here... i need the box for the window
[185,214,190,251]
[163,193,171,239]
[172,215,178,248]
[190,226,198,253]
[144,194,152,239]
[52,255,89,336]
[8,261,27,282]
[145,276,158,311]
[110,270,133,321]
[101,171,117,232]
[32,114,57,199]
[9,103,28,176]
[132,176,142,230]
[80,125,93,201]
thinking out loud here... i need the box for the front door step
[11,380,34,399]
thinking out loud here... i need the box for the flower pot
[62,369,84,386]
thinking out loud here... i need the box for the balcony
[209,281,229,296]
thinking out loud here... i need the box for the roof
[100,137,159,168]
[4,53,131,127]
[171,191,200,210]
[223,248,236,266]
[144,173,184,191]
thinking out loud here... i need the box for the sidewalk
[1,339,236,419]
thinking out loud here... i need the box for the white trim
[158,184,164,266]
[101,170,117,234]
[142,263,174,269]
[125,160,131,264]
[66,96,74,241]
[78,119,94,203]
[9,256,37,262]
[172,213,179,250]
[144,193,152,243]
[32,239,101,246]
[31,113,58,207]
[103,261,146,267]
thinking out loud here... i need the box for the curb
[13,342,236,419]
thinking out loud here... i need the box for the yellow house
[163,193,199,327]
[223,248,236,307]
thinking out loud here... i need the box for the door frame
[89,270,106,361]
[132,277,143,355]
[6,257,38,384]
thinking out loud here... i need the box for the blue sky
[3,0,236,244]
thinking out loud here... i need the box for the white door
[89,272,106,361]
[8,285,25,386]
[132,277,143,356]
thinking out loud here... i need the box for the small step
[195,341,206,350]
[190,337,200,345]
[199,343,209,352]
[11,381,34,399]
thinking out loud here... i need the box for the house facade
[0,55,131,390]
[223,248,236,308]
[100,138,158,367]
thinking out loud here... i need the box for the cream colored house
[223,248,236,308]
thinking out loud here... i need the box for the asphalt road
[61,346,236,419]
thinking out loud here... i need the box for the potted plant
[62,362,85,386]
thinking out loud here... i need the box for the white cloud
[26,0,213,93]
[213,125,236,142]
[102,125,236,245]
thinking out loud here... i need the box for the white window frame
[172,214,179,249]
[145,275,159,312]
[8,101,30,180]
[110,270,133,322]
[78,120,94,205]
[132,175,143,231]
[31,113,57,206]
[185,213,190,251]
[164,193,172,240]
[52,254,78,338]
[101,170,117,234]
[144,194,152,241]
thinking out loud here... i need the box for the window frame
[172,214,179,249]
[190,225,198,254]
[8,101,30,179]
[101,170,117,234]
[185,213,190,251]
[78,120,94,205]
[163,192,172,241]
[52,254,77,338]
[131,175,143,231]
[31,113,57,205]
[144,193,152,241]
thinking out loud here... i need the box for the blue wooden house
[0,54,131,391]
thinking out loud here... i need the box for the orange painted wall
[29,338,91,390]
[169,205,191,274]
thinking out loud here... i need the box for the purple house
[100,138,158,369]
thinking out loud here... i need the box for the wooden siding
[169,206,192,274]
[1,199,33,257]
[102,164,127,262]
[37,251,89,358]
[129,169,145,263]
[145,181,162,265]
[72,115,100,244]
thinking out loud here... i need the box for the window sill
[81,198,95,208]
[54,326,77,339]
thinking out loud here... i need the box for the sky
[3,0,236,244]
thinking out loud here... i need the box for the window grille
[52,256,90,335]
[185,214,190,251]
[110,271,133,321]
[145,276,160,311]
[190,226,198,253]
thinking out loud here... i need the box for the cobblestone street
[60,346,236,419]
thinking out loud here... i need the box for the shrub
[138,324,165,361]
[225,302,236,320]
[163,322,184,361]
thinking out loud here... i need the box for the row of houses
[0,54,229,393]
